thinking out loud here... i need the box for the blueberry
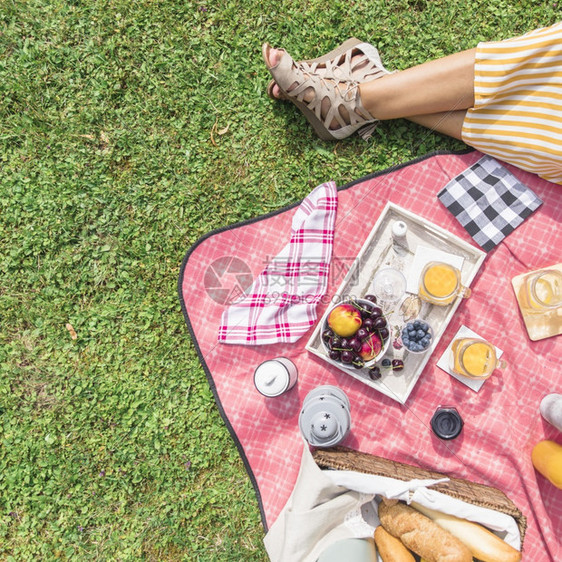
[402,336,410,345]
[421,336,430,346]
[382,358,391,367]
[406,322,414,330]
[416,329,425,339]
[420,322,429,331]
[408,329,416,338]
[413,320,421,329]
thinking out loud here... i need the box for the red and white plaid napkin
[218,181,338,345]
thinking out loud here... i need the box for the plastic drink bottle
[532,440,562,489]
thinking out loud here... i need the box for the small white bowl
[401,318,434,354]
[321,298,391,369]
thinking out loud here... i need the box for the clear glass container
[372,268,406,309]
[449,337,506,379]
[418,261,471,306]
[518,269,562,315]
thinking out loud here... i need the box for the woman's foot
[267,40,389,100]
[263,44,381,140]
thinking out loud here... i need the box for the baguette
[411,502,521,562]
[378,500,472,562]
[374,525,415,562]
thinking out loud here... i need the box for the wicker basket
[313,446,527,545]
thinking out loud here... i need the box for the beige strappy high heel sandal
[266,38,389,101]
[262,43,381,141]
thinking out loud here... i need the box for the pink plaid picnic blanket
[178,150,561,561]
[218,181,337,345]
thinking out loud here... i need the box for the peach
[327,304,362,337]
[359,332,382,361]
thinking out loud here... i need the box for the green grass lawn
[0,1,559,559]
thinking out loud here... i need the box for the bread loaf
[374,525,415,562]
[411,502,521,562]
[378,500,472,562]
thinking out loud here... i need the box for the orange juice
[424,264,458,297]
[450,338,506,379]
[418,262,470,306]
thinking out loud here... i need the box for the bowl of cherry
[321,296,392,372]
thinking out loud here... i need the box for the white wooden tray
[306,203,486,404]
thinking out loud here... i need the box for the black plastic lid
[431,407,463,440]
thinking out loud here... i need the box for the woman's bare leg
[406,110,467,140]
[358,49,476,120]
[266,47,475,140]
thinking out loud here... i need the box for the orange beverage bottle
[531,440,562,489]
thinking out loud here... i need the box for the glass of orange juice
[518,269,562,315]
[450,338,506,379]
[418,261,471,306]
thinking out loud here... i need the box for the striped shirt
[462,22,562,185]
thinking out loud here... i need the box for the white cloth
[264,443,521,562]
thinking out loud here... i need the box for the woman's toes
[268,47,283,68]
[272,83,282,99]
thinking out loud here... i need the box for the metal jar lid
[431,406,463,440]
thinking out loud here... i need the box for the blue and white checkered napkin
[438,156,543,252]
